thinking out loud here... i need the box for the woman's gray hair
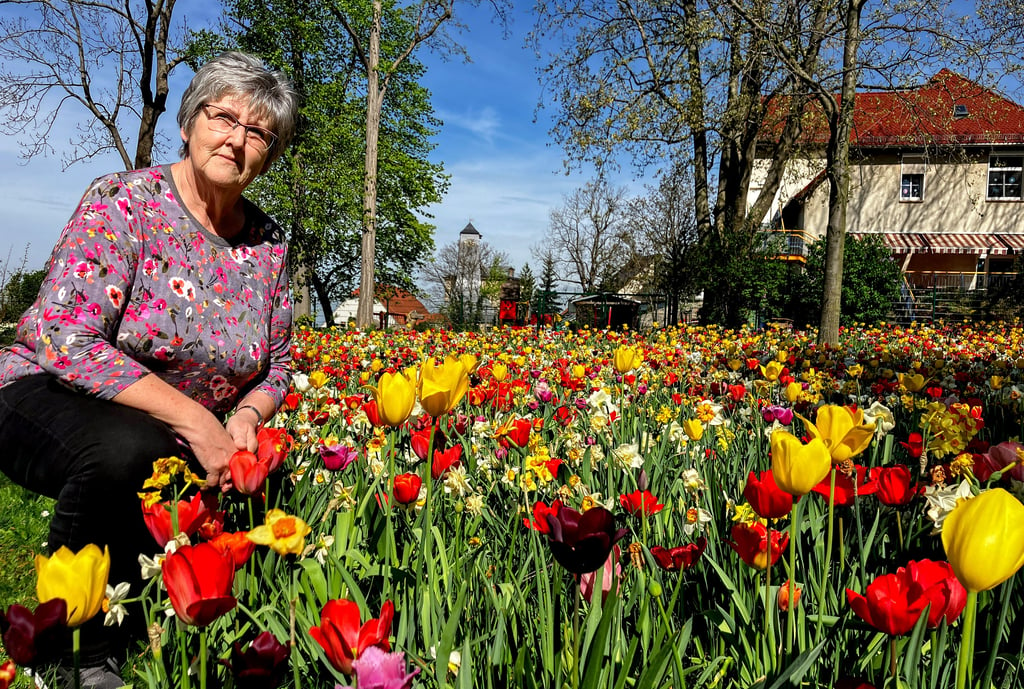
[177,51,298,165]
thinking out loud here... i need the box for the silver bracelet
[236,404,264,426]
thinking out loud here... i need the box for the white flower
[682,468,706,491]
[302,534,335,564]
[292,373,310,393]
[139,553,165,580]
[666,421,689,446]
[923,479,973,532]
[104,582,131,626]
[588,388,618,415]
[863,401,895,436]
[611,443,644,469]
[465,493,485,516]
[444,465,473,497]
[682,506,712,536]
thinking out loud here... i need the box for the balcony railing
[760,228,817,262]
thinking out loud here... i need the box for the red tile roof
[762,70,1024,148]
[352,287,433,325]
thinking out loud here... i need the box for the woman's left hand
[226,412,260,452]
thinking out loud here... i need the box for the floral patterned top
[0,165,292,415]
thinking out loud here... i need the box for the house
[332,287,434,328]
[751,70,1024,290]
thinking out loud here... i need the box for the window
[900,154,927,201]
[901,173,924,201]
[988,154,1023,200]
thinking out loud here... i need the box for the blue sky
[0,2,632,280]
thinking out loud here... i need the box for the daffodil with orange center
[248,509,312,556]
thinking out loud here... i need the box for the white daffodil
[611,443,644,469]
[923,479,973,533]
[863,401,896,436]
[103,582,131,626]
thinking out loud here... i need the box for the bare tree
[420,238,508,327]
[542,178,629,293]
[0,0,189,169]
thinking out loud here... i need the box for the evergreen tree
[534,253,561,322]
[518,263,536,320]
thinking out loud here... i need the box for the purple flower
[545,505,629,575]
[0,599,68,666]
[222,631,290,689]
[351,646,420,689]
[762,405,794,425]
[320,444,358,471]
[534,381,554,403]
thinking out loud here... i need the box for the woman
[0,52,298,686]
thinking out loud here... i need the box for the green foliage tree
[772,234,900,327]
[0,269,45,323]
[200,0,445,324]
[518,262,536,320]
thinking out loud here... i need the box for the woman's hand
[226,409,260,453]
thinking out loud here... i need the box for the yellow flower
[760,361,783,382]
[898,372,926,392]
[36,544,110,627]
[459,354,479,374]
[419,357,470,417]
[571,364,586,379]
[770,430,832,496]
[308,370,330,389]
[800,405,875,463]
[491,362,509,382]
[367,369,416,427]
[683,418,704,441]
[248,509,312,556]
[784,382,802,403]
[942,488,1024,592]
[613,345,642,373]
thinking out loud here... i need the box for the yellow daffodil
[800,405,875,463]
[367,368,417,427]
[419,357,470,417]
[613,345,642,373]
[35,544,110,627]
[770,431,832,496]
[942,488,1024,592]
[248,509,312,556]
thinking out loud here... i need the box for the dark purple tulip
[545,505,629,575]
[223,631,290,689]
[0,598,68,666]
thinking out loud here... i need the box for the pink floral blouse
[0,165,292,415]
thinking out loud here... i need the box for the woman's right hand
[184,414,239,492]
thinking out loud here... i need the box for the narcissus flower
[728,522,788,570]
[942,487,1024,591]
[770,430,832,496]
[162,542,237,627]
[367,369,417,427]
[613,345,642,373]
[35,544,109,627]
[419,357,470,417]
[309,599,394,675]
[248,509,312,556]
[545,505,628,575]
[801,405,875,463]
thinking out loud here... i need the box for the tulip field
[6,320,1024,689]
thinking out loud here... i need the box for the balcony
[761,228,816,263]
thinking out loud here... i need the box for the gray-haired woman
[0,51,298,687]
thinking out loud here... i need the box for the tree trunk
[356,0,383,329]
[818,0,864,345]
[310,269,336,326]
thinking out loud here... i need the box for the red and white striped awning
[997,234,1024,254]
[851,232,1009,255]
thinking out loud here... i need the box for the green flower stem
[199,627,207,689]
[291,568,302,689]
[572,579,581,689]
[73,627,81,689]
[764,547,773,677]
[956,589,978,689]
[180,622,190,689]
[815,469,837,644]
[786,494,803,658]
[889,635,897,682]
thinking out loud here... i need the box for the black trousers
[0,373,194,664]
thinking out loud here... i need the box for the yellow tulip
[308,370,330,389]
[770,430,832,496]
[370,358,383,373]
[491,362,509,382]
[800,405,875,463]
[368,369,417,426]
[727,358,743,371]
[784,382,802,403]
[35,544,110,627]
[942,488,1024,592]
[898,372,926,392]
[419,357,470,417]
[683,418,704,441]
[760,361,783,382]
[571,364,586,379]
[459,354,479,374]
[248,509,312,556]
[613,345,642,373]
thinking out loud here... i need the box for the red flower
[870,465,917,507]
[431,445,462,480]
[0,599,68,666]
[553,406,576,427]
[223,631,290,689]
[974,441,1024,482]
[524,500,562,533]
[545,505,628,575]
[309,599,394,675]
[0,660,14,689]
[811,466,878,507]
[362,400,381,427]
[728,522,789,570]
[506,418,532,448]
[900,432,924,459]
[411,425,445,461]
[742,470,794,520]
[257,427,292,473]
[141,491,217,548]
[230,450,269,496]
[162,542,237,627]
[846,559,966,636]
[392,473,423,505]
[619,489,665,517]
[727,384,746,402]
[209,531,258,570]
[649,537,707,572]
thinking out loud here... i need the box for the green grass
[0,471,55,687]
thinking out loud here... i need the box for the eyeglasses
[200,103,277,152]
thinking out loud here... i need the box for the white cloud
[437,106,502,143]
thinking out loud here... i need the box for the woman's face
[181,95,274,193]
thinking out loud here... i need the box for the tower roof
[460,222,481,236]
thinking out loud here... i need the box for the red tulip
[431,445,462,480]
[392,473,423,505]
[545,505,629,575]
[362,400,382,427]
[900,432,924,459]
[309,599,394,675]
[649,537,707,572]
[230,450,269,496]
[870,465,917,507]
[257,427,292,473]
[141,491,217,548]
[0,599,68,666]
[743,470,794,519]
[162,542,237,627]
[728,522,789,570]
[524,500,562,534]
[505,418,532,448]
[811,465,878,507]
[906,559,967,628]
[553,406,576,427]
[209,531,258,570]
[411,425,445,461]
[846,559,965,636]
[0,660,14,689]
[619,489,665,517]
